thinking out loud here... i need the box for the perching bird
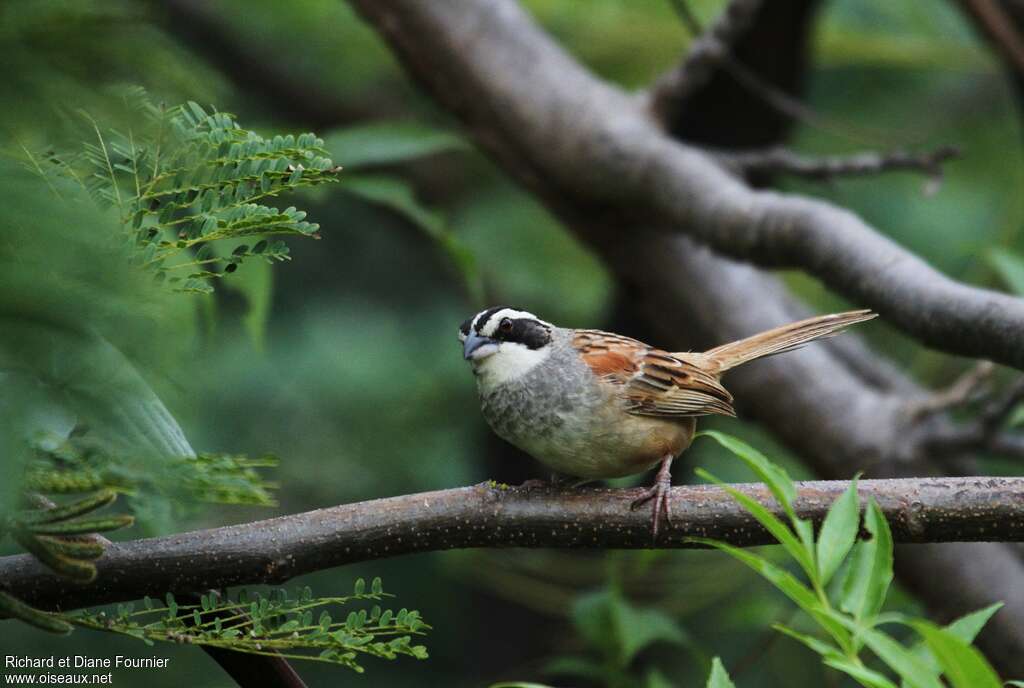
[459,306,876,538]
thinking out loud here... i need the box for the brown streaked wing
[573,329,644,384]
[573,330,736,418]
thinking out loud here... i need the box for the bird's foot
[630,456,674,542]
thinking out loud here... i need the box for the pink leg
[630,455,674,542]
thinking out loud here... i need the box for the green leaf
[988,247,1024,296]
[33,535,104,561]
[1,323,196,461]
[840,498,893,624]
[773,623,841,658]
[224,256,272,352]
[571,589,685,668]
[911,621,1002,688]
[823,657,899,688]
[11,531,97,582]
[324,120,467,168]
[706,657,737,688]
[697,431,798,520]
[689,538,817,612]
[0,591,72,635]
[14,489,117,525]
[859,628,943,688]
[697,468,816,581]
[946,603,1003,643]
[817,476,861,586]
[28,514,134,535]
[906,602,1007,682]
[694,537,850,647]
[644,669,675,688]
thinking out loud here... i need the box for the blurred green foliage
[1,0,1023,686]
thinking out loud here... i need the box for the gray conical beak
[463,331,498,360]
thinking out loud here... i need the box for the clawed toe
[631,455,676,542]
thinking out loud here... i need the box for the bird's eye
[499,318,513,333]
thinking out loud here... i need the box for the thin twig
[715,145,961,194]
[910,361,996,420]
[918,372,1024,460]
[660,0,764,103]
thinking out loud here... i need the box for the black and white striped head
[458,306,554,383]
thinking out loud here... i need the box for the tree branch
[3,477,1022,613]
[652,0,765,109]
[344,0,1024,672]
[352,0,1024,371]
[652,0,822,146]
[714,145,961,193]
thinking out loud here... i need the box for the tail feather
[692,309,876,374]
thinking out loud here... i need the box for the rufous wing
[573,330,735,418]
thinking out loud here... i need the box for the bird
[458,305,876,539]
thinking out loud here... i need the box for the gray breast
[478,339,604,455]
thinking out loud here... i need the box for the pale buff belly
[521,413,695,479]
[481,381,696,479]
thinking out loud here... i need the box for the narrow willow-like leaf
[697,431,798,521]
[817,476,860,586]
[911,622,1002,688]
[858,628,943,688]
[697,468,816,581]
[823,657,899,688]
[14,489,117,525]
[689,538,817,611]
[690,537,850,648]
[945,603,1003,643]
[840,498,892,624]
[33,534,105,560]
[772,624,841,659]
[705,657,737,688]
[11,531,97,582]
[28,514,134,535]
[0,591,72,635]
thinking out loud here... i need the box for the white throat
[473,342,551,387]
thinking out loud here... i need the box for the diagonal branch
[3,478,1023,614]
[344,0,1024,673]
[352,0,1024,371]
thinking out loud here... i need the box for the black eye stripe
[473,305,512,333]
[459,317,473,336]
[498,318,551,350]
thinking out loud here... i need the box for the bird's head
[458,306,554,384]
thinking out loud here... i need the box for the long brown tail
[691,309,876,374]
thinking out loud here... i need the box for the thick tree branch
[3,478,1022,613]
[344,0,1024,672]
[352,0,1024,371]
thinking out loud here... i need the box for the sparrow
[459,306,876,539]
